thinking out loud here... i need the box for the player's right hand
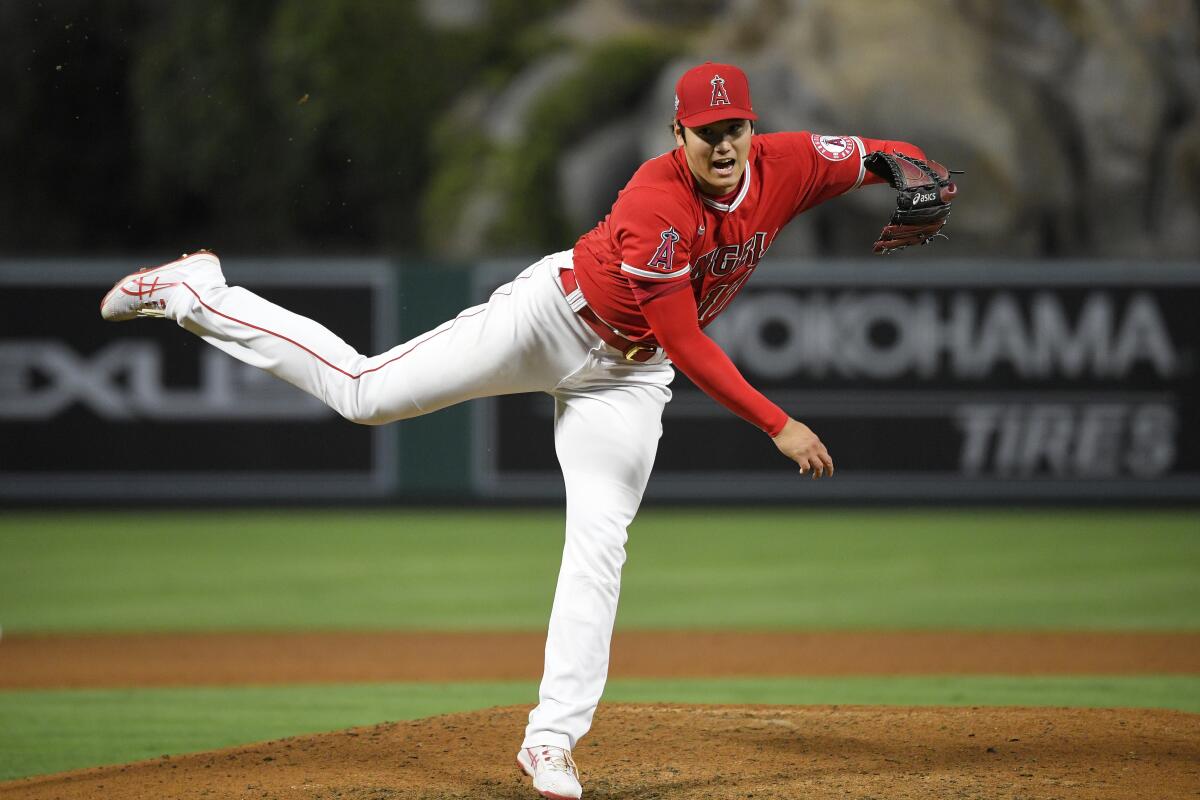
[772,418,834,479]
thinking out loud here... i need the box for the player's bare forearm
[771,417,834,478]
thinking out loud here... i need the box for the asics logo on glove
[863,150,961,255]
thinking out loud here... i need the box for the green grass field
[3,508,1197,632]
[1,508,1197,781]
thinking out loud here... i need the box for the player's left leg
[523,357,673,756]
[100,250,595,425]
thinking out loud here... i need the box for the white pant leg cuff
[165,282,200,322]
[521,732,573,751]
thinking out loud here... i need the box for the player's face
[674,118,752,196]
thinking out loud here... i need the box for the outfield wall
[2,259,1196,503]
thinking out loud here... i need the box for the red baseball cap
[674,61,757,128]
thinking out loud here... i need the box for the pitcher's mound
[4,704,1198,799]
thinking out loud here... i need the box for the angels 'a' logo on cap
[709,74,731,108]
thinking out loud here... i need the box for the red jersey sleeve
[609,187,697,283]
[771,132,868,213]
[769,132,926,215]
[856,137,927,185]
[637,284,789,436]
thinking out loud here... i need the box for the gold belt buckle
[623,343,653,362]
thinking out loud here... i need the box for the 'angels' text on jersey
[691,230,775,321]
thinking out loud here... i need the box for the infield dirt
[3,630,1199,687]
[2,704,1198,799]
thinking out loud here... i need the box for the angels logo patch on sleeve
[613,192,693,281]
[647,227,681,271]
[811,133,856,161]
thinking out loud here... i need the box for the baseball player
[100,62,955,800]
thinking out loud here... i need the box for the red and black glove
[864,152,959,254]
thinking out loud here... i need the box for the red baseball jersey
[573,131,872,341]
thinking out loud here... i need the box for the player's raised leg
[518,366,672,798]
[101,250,594,424]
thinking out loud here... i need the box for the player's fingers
[797,451,830,478]
[799,454,817,476]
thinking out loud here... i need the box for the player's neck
[709,181,741,203]
[698,172,744,204]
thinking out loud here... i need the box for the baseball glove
[863,152,959,254]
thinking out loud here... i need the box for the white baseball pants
[164,250,674,751]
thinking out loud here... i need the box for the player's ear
[672,122,686,147]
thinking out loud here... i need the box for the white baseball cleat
[100,250,225,322]
[516,745,582,800]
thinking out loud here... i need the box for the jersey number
[697,270,753,323]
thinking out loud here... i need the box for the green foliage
[0,0,674,255]
[0,0,567,253]
[421,123,495,251]
[131,0,486,251]
[264,0,501,250]
[423,36,683,255]
[497,37,684,249]
[132,2,294,247]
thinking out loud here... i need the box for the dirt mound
[3,704,1197,799]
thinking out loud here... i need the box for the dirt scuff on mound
[3,704,1197,800]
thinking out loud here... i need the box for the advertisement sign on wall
[473,261,1199,500]
[0,260,398,500]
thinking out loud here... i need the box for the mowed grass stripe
[2,676,1197,782]
[1,509,1197,632]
